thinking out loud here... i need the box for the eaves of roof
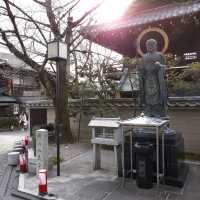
[82,1,200,35]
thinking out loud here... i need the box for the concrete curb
[12,183,59,200]
[183,160,200,166]
[11,169,61,200]
[11,188,46,200]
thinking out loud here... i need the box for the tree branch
[33,0,47,7]
[74,49,119,63]
[60,0,81,21]
[6,1,48,44]
[45,0,60,37]
[0,11,50,28]
[0,28,41,71]
[70,37,84,52]
[0,41,7,46]
[53,0,77,12]
[71,1,103,28]
[20,34,46,47]
[3,0,27,55]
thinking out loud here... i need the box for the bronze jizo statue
[139,39,167,118]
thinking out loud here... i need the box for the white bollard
[15,140,23,145]
[36,129,48,174]
[12,147,24,154]
[14,144,24,148]
[8,152,20,166]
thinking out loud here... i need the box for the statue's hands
[140,112,144,117]
[155,61,166,69]
[155,61,161,66]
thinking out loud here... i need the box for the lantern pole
[55,58,65,176]
[47,39,67,176]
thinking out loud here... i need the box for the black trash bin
[135,142,153,189]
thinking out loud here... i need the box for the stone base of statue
[119,116,189,188]
[119,117,189,187]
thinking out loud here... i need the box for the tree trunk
[63,82,73,143]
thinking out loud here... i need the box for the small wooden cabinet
[88,117,122,171]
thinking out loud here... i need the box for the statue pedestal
[121,116,188,187]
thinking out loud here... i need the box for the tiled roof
[0,52,33,71]
[168,96,200,107]
[18,96,53,108]
[82,1,200,34]
[20,97,200,110]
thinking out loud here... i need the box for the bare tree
[72,41,121,99]
[0,0,102,143]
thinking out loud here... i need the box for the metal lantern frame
[47,40,67,61]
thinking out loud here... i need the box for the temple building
[81,1,200,187]
[81,0,200,63]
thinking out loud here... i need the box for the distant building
[0,52,43,129]
[0,52,41,97]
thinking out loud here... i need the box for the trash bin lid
[134,142,153,153]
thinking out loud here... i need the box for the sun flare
[96,0,133,22]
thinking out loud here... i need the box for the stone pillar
[93,144,101,170]
[116,145,122,177]
[36,129,48,174]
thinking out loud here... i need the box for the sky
[10,0,133,23]
[76,0,133,23]
[0,0,134,57]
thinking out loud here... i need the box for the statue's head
[146,39,157,53]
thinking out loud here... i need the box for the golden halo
[136,27,169,56]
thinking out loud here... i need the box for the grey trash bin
[135,142,153,189]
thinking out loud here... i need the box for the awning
[0,95,17,104]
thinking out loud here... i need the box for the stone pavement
[0,130,25,154]
[18,148,200,200]
[0,130,25,184]
[18,150,119,200]
[0,130,26,200]
[104,165,200,200]
[48,143,91,162]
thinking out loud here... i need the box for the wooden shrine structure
[81,0,200,65]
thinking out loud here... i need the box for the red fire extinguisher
[19,154,27,173]
[38,169,47,195]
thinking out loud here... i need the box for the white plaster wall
[47,108,55,124]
